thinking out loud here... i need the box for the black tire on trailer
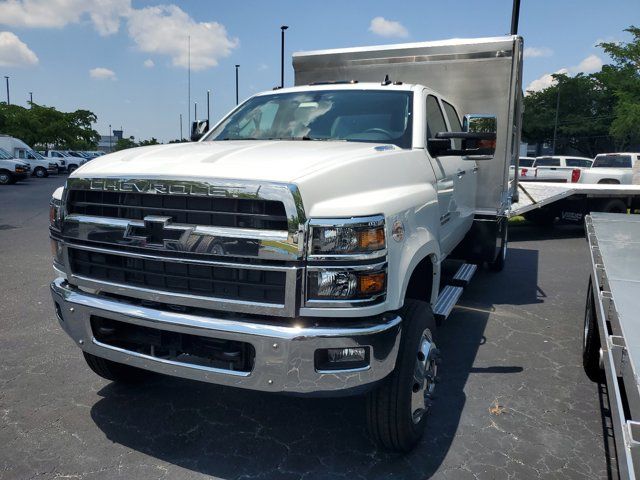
[34,166,48,178]
[489,221,508,272]
[599,199,627,214]
[83,352,149,383]
[366,299,439,452]
[583,278,604,383]
[0,171,14,185]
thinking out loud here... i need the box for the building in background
[97,129,123,153]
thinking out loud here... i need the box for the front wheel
[67,164,78,174]
[34,167,48,178]
[0,171,13,185]
[366,299,439,451]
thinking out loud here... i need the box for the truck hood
[73,141,399,183]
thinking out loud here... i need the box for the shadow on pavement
[89,249,540,478]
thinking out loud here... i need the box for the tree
[597,26,640,149]
[115,136,137,151]
[0,103,100,149]
[138,137,160,146]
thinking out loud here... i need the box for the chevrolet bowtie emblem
[124,216,191,247]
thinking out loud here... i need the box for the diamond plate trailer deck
[585,213,640,479]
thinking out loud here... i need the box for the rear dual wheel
[366,299,439,451]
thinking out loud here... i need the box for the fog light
[328,347,366,363]
[315,347,370,371]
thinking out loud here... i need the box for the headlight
[49,187,64,230]
[306,264,387,303]
[309,215,386,258]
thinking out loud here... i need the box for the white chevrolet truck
[49,36,522,451]
[579,152,640,185]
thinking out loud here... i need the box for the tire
[34,167,48,178]
[366,299,439,452]
[583,278,604,383]
[0,171,13,185]
[83,352,149,383]
[67,164,78,174]
[489,222,508,272]
[599,199,627,214]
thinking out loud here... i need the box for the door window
[442,101,463,150]
[426,95,448,139]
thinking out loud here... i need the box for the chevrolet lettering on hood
[88,178,259,198]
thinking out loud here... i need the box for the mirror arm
[435,131,496,141]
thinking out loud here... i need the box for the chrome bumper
[51,278,401,394]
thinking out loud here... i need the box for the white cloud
[0,1,237,71]
[0,0,130,35]
[127,5,238,71]
[143,59,154,68]
[524,47,553,58]
[574,54,603,73]
[0,31,38,67]
[369,17,408,38]
[89,67,116,80]
[525,54,604,93]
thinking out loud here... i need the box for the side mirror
[190,120,209,142]
[428,114,497,160]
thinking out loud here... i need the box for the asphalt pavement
[0,176,616,479]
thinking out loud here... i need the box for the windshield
[0,147,14,160]
[534,157,560,167]
[593,154,632,168]
[28,150,45,160]
[204,90,414,149]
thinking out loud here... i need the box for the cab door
[424,93,466,257]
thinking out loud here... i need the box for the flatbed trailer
[583,213,640,479]
[510,182,640,224]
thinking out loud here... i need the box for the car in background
[42,150,87,173]
[0,135,58,177]
[526,156,593,183]
[579,153,640,185]
[0,147,30,185]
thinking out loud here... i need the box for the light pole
[109,124,112,152]
[180,114,183,141]
[235,64,240,105]
[194,102,198,122]
[207,90,210,126]
[29,92,33,106]
[4,76,9,105]
[280,26,289,89]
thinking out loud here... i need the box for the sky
[0,0,638,143]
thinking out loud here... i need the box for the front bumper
[51,278,401,394]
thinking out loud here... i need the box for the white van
[0,135,59,177]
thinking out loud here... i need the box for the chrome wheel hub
[411,329,439,424]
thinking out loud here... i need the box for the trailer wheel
[83,352,149,383]
[366,299,439,452]
[583,278,604,383]
[489,222,508,272]
[599,199,627,214]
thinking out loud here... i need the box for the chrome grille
[68,248,286,304]
[67,190,288,230]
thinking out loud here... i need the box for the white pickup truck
[579,153,640,185]
[525,155,593,183]
[42,150,87,174]
[49,36,523,451]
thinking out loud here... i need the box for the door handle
[457,170,466,177]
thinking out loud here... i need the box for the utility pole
[4,76,9,105]
[510,0,521,35]
[29,92,33,106]
[552,85,561,155]
[280,26,289,88]
[188,35,191,132]
[207,90,210,126]
[180,114,183,141]
[194,102,197,122]
[109,124,112,152]
[235,64,240,105]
